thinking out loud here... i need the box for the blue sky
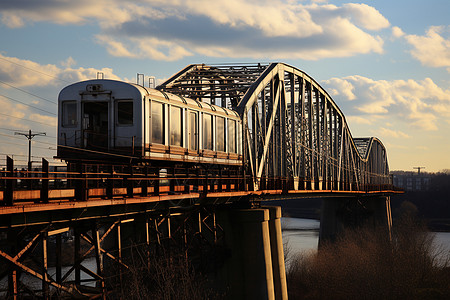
[0,0,449,172]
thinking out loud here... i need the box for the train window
[228,119,236,153]
[152,101,164,144]
[170,106,182,146]
[188,111,198,151]
[117,100,133,125]
[62,101,77,127]
[203,113,213,150]
[216,116,225,152]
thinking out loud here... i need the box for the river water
[2,217,448,296]
[281,217,450,265]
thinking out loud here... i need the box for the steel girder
[236,63,390,191]
[157,62,390,192]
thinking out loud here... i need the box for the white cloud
[341,3,390,31]
[346,115,373,125]
[0,0,138,27]
[405,26,450,69]
[1,12,25,28]
[60,57,76,68]
[0,54,59,87]
[29,113,57,127]
[96,35,193,61]
[379,127,410,139]
[416,146,428,150]
[95,35,137,58]
[0,0,390,61]
[181,0,324,38]
[325,77,356,100]
[322,76,450,131]
[0,53,122,87]
[0,96,29,130]
[391,26,405,39]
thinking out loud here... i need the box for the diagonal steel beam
[0,249,73,293]
[256,76,281,180]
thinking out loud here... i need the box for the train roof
[59,79,240,118]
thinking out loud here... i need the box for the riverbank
[426,219,450,232]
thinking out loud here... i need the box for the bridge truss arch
[157,62,390,192]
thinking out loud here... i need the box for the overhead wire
[0,127,56,139]
[0,131,56,151]
[0,79,57,104]
[0,112,56,127]
[0,56,71,84]
[0,93,56,115]
[0,56,66,124]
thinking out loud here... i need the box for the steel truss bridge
[158,62,391,192]
[0,63,398,299]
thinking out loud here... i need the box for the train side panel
[57,79,242,166]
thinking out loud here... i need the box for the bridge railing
[0,156,247,206]
[0,156,399,206]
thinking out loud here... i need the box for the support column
[42,232,49,299]
[264,206,288,300]
[365,195,393,240]
[319,196,393,245]
[319,197,344,245]
[217,208,275,300]
[74,228,81,286]
[55,234,62,284]
[93,224,106,300]
[4,156,14,206]
[8,269,18,300]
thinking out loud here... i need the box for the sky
[0,0,449,172]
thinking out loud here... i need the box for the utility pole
[413,166,425,175]
[15,129,46,171]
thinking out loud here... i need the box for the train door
[82,102,109,150]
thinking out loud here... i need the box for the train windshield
[117,101,133,125]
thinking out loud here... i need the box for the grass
[286,216,450,300]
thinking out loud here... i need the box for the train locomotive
[56,79,243,167]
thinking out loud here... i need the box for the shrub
[287,217,450,300]
[111,244,221,300]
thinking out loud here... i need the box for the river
[281,217,450,266]
[2,217,448,296]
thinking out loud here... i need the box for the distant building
[392,172,431,191]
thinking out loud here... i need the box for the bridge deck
[0,188,401,216]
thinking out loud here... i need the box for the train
[56,79,243,166]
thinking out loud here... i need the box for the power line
[0,93,56,115]
[32,139,56,146]
[0,133,57,163]
[0,132,56,146]
[0,56,70,83]
[0,127,56,139]
[413,166,425,175]
[0,127,20,132]
[0,79,57,104]
[0,112,56,127]
[0,153,57,160]
[15,130,46,169]
[0,138,27,147]
[0,132,27,141]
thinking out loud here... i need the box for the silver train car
[57,79,242,165]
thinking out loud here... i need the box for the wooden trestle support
[0,205,225,299]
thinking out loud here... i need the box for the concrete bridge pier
[319,196,392,245]
[216,206,287,300]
